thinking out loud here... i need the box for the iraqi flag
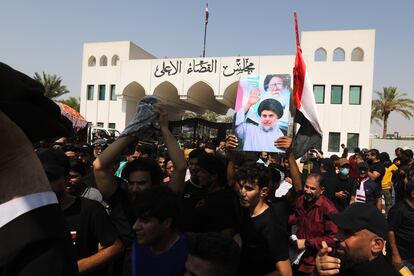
[292,12,323,158]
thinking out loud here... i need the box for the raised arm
[155,104,186,194]
[93,135,136,199]
[275,136,302,192]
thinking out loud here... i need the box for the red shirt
[289,195,338,273]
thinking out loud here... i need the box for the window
[347,133,359,152]
[97,122,104,127]
[328,132,341,152]
[349,86,362,105]
[98,85,106,101]
[88,56,96,67]
[111,55,119,66]
[100,55,108,66]
[331,85,343,104]
[314,48,327,61]
[313,85,325,104]
[87,85,94,100]
[108,123,116,129]
[351,47,364,61]
[110,84,116,100]
[333,48,345,61]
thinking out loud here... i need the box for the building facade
[80,29,375,155]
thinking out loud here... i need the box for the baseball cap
[37,148,70,180]
[328,203,388,239]
[337,158,350,167]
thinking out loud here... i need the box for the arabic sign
[153,57,257,78]
[233,74,291,153]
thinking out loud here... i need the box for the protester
[185,232,241,276]
[353,162,382,211]
[387,180,414,272]
[288,173,338,275]
[131,186,188,276]
[37,148,123,276]
[181,153,237,236]
[366,149,386,189]
[235,163,292,275]
[315,203,400,275]
[382,157,399,215]
[323,158,356,211]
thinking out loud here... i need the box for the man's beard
[304,193,318,202]
[261,124,274,132]
[337,249,370,271]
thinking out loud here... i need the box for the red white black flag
[292,11,323,158]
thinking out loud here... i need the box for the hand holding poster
[233,74,291,153]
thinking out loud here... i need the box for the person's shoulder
[319,195,337,211]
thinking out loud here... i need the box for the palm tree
[33,72,69,99]
[371,87,414,138]
[60,97,80,112]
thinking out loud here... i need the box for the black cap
[37,148,70,180]
[357,161,369,169]
[328,203,388,239]
[0,62,73,141]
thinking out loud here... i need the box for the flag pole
[202,3,209,57]
[292,11,299,141]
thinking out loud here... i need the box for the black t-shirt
[338,254,400,276]
[64,197,119,276]
[181,187,237,233]
[270,196,292,232]
[387,200,414,260]
[369,161,385,190]
[324,175,356,211]
[240,207,289,276]
[181,179,205,225]
[355,178,381,205]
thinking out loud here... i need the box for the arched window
[314,48,327,61]
[333,48,345,61]
[88,56,96,67]
[351,47,364,61]
[99,55,108,66]
[111,55,119,66]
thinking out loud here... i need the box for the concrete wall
[370,139,414,156]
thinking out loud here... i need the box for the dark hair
[188,232,241,276]
[69,158,87,176]
[188,148,205,160]
[404,149,413,159]
[122,157,163,186]
[234,163,271,190]
[257,98,283,119]
[132,186,180,229]
[198,153,227,186]
[368,149,380,159]
[354,147,360,153]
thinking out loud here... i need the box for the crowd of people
[1,62,414,276]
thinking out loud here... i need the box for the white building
[80,29,375,156]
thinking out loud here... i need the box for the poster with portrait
[233,74,291,153]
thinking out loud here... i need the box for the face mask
[340,168,350,176]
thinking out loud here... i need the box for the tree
[60,97,80,112]
[33,72,69,99]
[371,87,414,138]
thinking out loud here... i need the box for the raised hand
[274,136,292,151]
[226,134,239,150]
[315,241,341,275]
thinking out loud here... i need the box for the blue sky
[1,0,413,135]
